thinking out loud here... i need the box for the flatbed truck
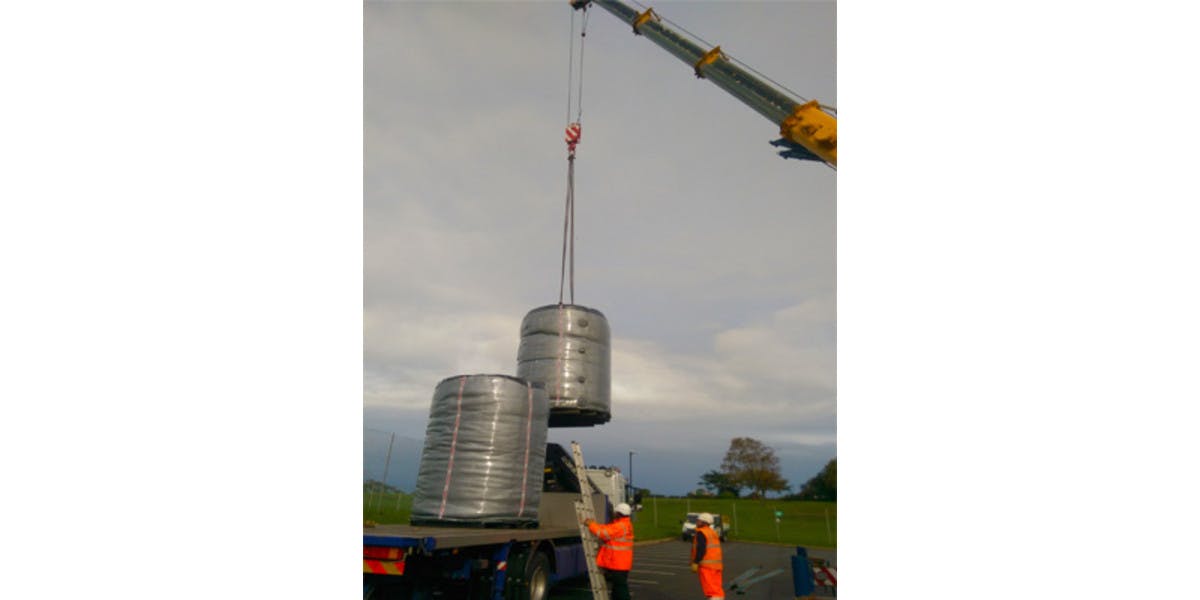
[364,444,613,600]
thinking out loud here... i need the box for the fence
[635,496,836,547]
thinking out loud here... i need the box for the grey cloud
[365,1,836,495]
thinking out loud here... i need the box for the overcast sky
[364,0,837,495]
[8,2,1200,596]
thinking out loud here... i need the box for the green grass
[363,490,413,524]
[633,497,836,548]
[363,492,835,549]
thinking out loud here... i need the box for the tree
[795,458,836,501]
[698,469,742,498]
[720,437,790,498]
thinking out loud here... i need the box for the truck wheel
[520,552,551,600]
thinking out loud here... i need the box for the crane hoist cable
[559,4,590,305]
[558,146,577,305]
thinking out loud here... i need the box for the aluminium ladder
[570,441,609,600]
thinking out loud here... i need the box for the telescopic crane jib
[569,0,837,167]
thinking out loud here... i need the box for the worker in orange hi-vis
[690,512,724,599]
[584,502,634,600]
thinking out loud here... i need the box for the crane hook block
[565,122,582,155]
[632,8,658,35]
[693,46,725,79]
[780,100,837,166]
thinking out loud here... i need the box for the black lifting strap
[558,153,576,306]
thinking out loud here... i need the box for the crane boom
[570,0,836,166]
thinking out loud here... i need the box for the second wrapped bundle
[516,304,611,427]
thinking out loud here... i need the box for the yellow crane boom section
[571,0,836,166]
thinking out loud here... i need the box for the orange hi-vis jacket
[691,526,723,571]
[587,516,634,571]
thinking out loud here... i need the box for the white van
[680,512,728,542]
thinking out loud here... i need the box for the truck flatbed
[363,452,611,597]
[364,522,580,553]
[363,491,597,553]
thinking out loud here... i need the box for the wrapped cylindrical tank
[410,374,549,527]
[516,304,611,427]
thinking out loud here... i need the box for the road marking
[628,578,658,584]
[633,569,678,575]
[730,567,786,593]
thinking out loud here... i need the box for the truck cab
[584,467,626,507]
[681,512,728,542]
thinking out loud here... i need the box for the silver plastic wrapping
[411,374,549,526]
[516,304,612,427]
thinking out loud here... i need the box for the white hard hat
[615,503,632,516]
[698,512,714,524]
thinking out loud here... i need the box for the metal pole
[378,432,394,510]
[773,506,782,542]
[653,495,658,526]
[365,469,374,512]
[628,450,636,522]
[733,502,738,536]
[628,451,635,494]
[825,508,833,544]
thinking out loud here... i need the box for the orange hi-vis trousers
[699,565,724,598]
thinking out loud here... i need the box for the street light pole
[628,451,635,497]
[378,432,394,510]
[627,451,636,522]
